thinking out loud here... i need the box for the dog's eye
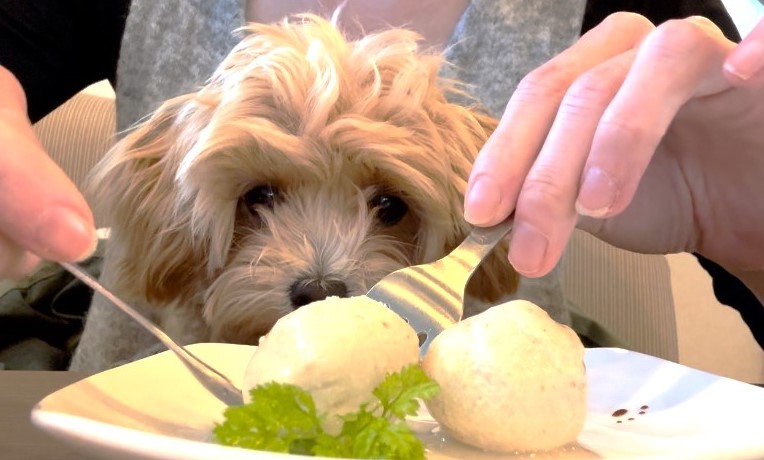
[244,185,279,211]
[369,194,408,226]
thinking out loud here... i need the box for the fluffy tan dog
[70,15,526,372]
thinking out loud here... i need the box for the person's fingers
[0,232,40,279]
[464,12,655,227]
[724,16,764,84]
[575,17,733,220]
[509,51,635,276]
[0,108,97,263]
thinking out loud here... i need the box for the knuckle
[521,167,571,212]
[655,18,708,41]
[599,12,655,36]
[560,71,614,118]
[598,116,654,145]
[514,60,578,105]
[685,15,721,31]
[648,18,719,58]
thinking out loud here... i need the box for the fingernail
[725,40,764,81]
[464,176,501,225]
[508,222,548,275]
[36,207,97,261]
[576,167,618,217]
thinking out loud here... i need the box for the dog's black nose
[289,280,349,308]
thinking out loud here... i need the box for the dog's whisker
[247,260,277,281]
[249,247,269,269]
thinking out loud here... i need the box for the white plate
[31,344,764,460]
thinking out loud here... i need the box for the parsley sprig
[214,364,439,459]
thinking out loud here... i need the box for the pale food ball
[242,295,419,432]
[422,299,587,453]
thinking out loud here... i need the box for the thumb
[0,68,97,263]
[724,16,764,85]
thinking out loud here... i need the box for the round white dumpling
[242,295,418,432]
[422,299,587,453]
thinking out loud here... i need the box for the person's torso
[115,0,585,130]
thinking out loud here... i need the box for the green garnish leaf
[213,382,323,454]
[373,363,441,420]
[214,363,439,459]
[348,417,426,460]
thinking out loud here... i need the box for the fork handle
[60,262,243,406]
[453,214,514,276]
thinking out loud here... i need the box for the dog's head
[91,15,518,343]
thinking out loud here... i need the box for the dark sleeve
[0,0,131,123]
[582,0,741,42]
[694,255,764,349]
[583,0,764,350]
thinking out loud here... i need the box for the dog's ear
[87,95,218,304]
[459,111,520,303]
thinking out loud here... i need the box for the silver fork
[59,215,511,405]
[366,215,514,357]
[60,262,244,406]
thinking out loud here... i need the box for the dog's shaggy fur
[69,15,549,372]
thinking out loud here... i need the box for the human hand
[726,14,764,86]
[464,13,764,279]
[0,66,97,278]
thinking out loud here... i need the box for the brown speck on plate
[612,408,628,417]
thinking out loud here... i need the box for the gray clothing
[442,0,585,116]
[117,0,584,129]
[116,0,243,131]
